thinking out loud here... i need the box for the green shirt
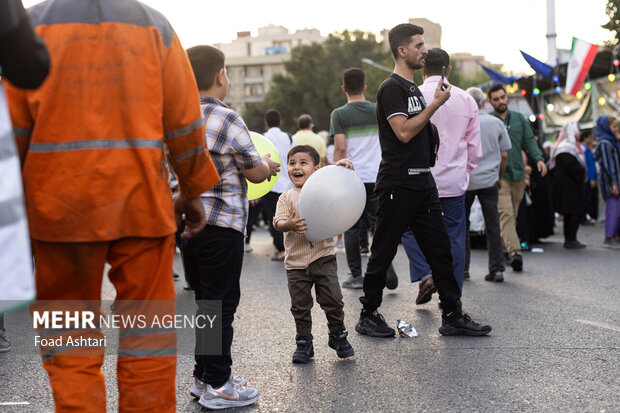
[329,101,382,183]
[490,110,542,182]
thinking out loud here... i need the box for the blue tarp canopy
[520,50,553,78]
[479,63,520,84]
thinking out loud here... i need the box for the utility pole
[546,0,558,65]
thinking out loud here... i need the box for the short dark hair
[264,109,281,128]
[424,48,450,76]
[287,144,320,166]
[579,129,592,142]
[186,45,225,91]
[487,83,506,97]
[343,68,365,95]
[297,114,313,130]
[388,23,424,59]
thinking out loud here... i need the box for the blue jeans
[402,194,466,291]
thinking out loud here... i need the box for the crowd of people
[1,1,619,411]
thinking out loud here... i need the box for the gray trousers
[465,184,506,274]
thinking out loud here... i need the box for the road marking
[0,402,30,406]
[576,319,620,333]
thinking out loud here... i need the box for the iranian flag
[565,37,598,96]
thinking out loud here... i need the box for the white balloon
[298,165,366,242]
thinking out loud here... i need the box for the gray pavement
[1,221,619,412]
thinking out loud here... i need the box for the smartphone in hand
[440,65,446,91]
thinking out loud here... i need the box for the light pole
[361,58,392,73]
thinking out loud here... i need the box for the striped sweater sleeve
[600,142,620,186]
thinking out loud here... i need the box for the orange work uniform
[4,0,220,412]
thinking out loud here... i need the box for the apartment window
[246,66,263,77]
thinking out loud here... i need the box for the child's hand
[286,211,308,234]
[335,158,354,170]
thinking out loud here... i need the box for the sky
[23,0,612,74]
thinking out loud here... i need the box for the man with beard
[355,23,491,338]
[487,84,547,272]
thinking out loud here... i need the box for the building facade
[216,25,326,112]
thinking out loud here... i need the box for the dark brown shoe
[415,277,436,305]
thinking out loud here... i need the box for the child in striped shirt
[274,145,355,363]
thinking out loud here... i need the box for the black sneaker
[328,330,355,358]
[564,240,586,249]
[292,337,314,363]
[510,254,523,272]
[355,310,395,337]
[359,246,370,256]
[385,265,398,290]
[484,271,504,282]
[438,313,492,336]
[464,271,470,280]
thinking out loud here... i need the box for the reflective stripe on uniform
[173,145,205,162]
[12,126,32,138]
[164,118,203,140]
[42,345,75,362]
[28,0,174,47]
[118,347,176,358]
[37,326,99,337]
[119,326,175,338]
[0,196,25,228]
[29,138,163,153]
[41,343,105,362]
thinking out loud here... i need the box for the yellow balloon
[247,131,281,200]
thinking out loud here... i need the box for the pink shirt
[419,76,482,197]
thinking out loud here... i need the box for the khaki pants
[497,179,526,256]
[286,255,345,340]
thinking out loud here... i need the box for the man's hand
[590,180,597,189]
[174,193,206,240]
[524,165,532,187]
[612,184,619,197]
[433,80,451,106]
[537,160,547,177]
[262,153,280,181]
[335,158,354,170]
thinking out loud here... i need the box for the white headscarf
[550,121,585,169]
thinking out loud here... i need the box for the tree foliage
[242,30,392,134]
[602,0,620,45]
[241,30,504,133]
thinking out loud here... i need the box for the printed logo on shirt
[407,96,423,115]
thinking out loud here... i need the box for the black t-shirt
[375,73,435,191]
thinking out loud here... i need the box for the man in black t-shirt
[356,23,491,337]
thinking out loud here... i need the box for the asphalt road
[1,221,619,412]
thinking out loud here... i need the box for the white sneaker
[229,374,246,387]
[198,380,259,410]
[190,377,205,398]
[191,375,248,400]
